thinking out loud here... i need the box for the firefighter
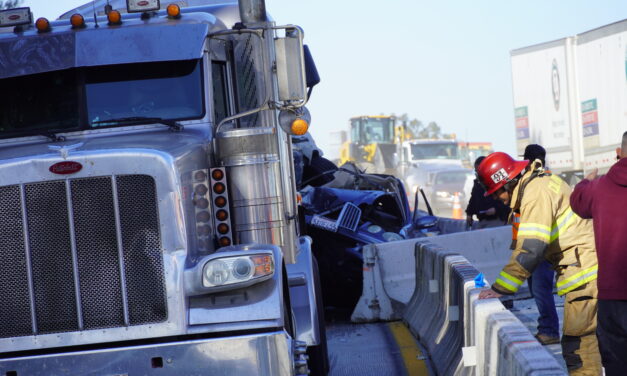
[476,152,601,376]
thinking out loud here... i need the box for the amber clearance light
[291,118,309,136]
[107,9,122,25]
[35,17,50,32]
[210,167,233,249]
[70,13,85,28]
[166,4,181,18]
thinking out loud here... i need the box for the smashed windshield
[0,59,204,138]
[410,143,459,160]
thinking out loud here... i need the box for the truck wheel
[307,255,330,376]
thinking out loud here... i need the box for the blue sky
[25,0,627,158]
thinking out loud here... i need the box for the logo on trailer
[551,59,560,111]
[49,161,83,175]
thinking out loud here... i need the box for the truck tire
[307,255,330,376]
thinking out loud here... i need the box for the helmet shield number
[491,168,509,184]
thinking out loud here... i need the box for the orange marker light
[166,4,181,18]
[217,223,229,234]
[291,119,309,136]
[216,210,228,221]
[70,13,85,28]
[35,17,50,32]
[107,10,122,25]
[218,237,231,247]
[194,184,208,196]
[194,170,207,182]
[196,211,211,222]
[211,169,224,181]
[214,196,227,208]
[213,182,225,194]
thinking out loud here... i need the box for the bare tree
[0,0,23,10]
[387,113,454,140]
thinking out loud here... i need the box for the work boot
[535,333,560,345]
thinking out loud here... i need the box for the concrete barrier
[401,242,565,375]
[351,226,512,322]
[352,222,566,374]
[427,225,512,285]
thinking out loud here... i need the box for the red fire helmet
[476,152,529,196]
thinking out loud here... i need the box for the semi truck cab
[0,1,326,375]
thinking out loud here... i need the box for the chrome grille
[26,181,78,334]
[117,175,166,324]
[337,202,362,232]
[0,185,31,337]
[0,175,166,338]
[71,177,124,329]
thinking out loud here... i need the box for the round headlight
[232,258,253,280]
[205,260,229,286]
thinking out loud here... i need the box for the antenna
[92,0,99,27]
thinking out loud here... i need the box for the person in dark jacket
[570,131,627,376]
[465,156,510,228]
[522,144,560,345]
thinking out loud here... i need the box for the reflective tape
[550,207,577,243]
[495,271,523,293]
[556,265,598,295]
[518,222,551,242]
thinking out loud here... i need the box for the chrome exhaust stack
[238,0,267,24]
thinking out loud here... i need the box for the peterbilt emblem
[49,161,82,175]
[138,0,149,5]
[8,15,20,20]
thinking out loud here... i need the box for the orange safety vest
[511,211,521,243]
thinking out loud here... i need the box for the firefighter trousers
[561,281,602,376]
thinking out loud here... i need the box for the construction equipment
[339,115,413,174]
[458,141,494,168]
[0,1,328,375]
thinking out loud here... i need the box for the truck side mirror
[303,45,320,89]
[274,27,306,104]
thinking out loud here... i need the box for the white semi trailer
[511,19,626,181]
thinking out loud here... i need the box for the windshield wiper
[92,117,183,131]
[39,132,66,142]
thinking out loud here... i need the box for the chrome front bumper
[0,331,293,376]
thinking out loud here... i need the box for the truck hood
[0,130,207,169]
[410,160,463,168]
[608,158,627,187]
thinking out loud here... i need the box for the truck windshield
[0,59,203,139]
[434,170,473,185]
[410,143,459,160]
